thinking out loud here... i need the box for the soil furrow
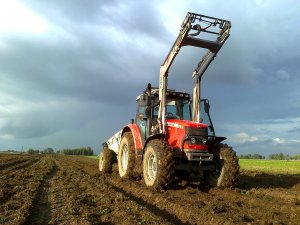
[0,157,44,207]
[0,159,28,170]
[1,154,299,225]
[23,159,58,225]
[0,158,40,175]
[78,157,300,224]
[56,156,176,224]
[107,180,191,225]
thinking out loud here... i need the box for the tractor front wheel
[143,139,175,190]
[118,132,135,179]
[205,144,239,188]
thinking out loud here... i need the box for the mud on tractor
[99,12,239,190]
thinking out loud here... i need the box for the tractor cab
[135,86,215,147]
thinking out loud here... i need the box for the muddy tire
[143,139,175,190]
[99,147,115,174]
[205,144,239,188]
[118,132,135,179]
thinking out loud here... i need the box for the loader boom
[158,12,231,133]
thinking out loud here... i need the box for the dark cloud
[23,0,169,42]
[0,1,299,154]
[288,127,300,133]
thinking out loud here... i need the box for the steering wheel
[167,112,179,119]
[167,112,174,117]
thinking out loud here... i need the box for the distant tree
[34,150,40,154]
[239,154,264,159]
[27,149,34,154]
[252,154,264,159]
[61,147,94,156]
[269,153,289,160]
[43,148,54,154]
[289,154,300,160]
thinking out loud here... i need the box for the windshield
[153,99,191,120]
[166,99,191,120]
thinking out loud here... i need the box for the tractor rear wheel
[205,144,239,188]
[143,139,175,190]
[99,147,115,174]
[118,132,135,179]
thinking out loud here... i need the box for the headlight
[189,137,208,144]
[190,137,196,144]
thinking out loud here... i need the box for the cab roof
[136,88,190,101]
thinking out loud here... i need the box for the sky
[0,0,299,156]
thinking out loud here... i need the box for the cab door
[135,94,150,142]
[135,104,147,141]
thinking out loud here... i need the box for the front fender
[144,134,166,149]
[121,124,143,152]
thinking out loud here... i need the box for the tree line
[27,148,55,154]
[27,146,94,156]
[60,147,94,156]
[239,154,265,159]
[239,153,300,160]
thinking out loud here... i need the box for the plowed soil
[0,154,299,225]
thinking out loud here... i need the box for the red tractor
[99,12,239,189]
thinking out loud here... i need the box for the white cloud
[0,0,49,33]
[231,132,258,144]
[273,137,284,145]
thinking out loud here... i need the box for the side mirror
[209,125,214,133]
[204,100,210,113]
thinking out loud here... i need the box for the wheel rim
[147,152,157,181]
[121,145,129,171]
[99,153,104,171]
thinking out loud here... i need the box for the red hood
[166,119,208,129]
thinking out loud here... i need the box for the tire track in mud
[2,155,299,224]
[70,157,213,224]
[108,175,300,225]
[48,157,108,224]
[63,157,182,224]
[0,156,45,208]
[66,157,199,224]
[23,159,58,225]
[39,156,300,225]
[107,180,191,225]
[76,157,300,224]
[108,177,202,224]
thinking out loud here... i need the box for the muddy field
[0,154,299,225]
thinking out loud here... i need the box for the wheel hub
[147,153,157,180]
[99,153,104,171]
[121,145,129,171]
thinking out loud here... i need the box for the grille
[185,127,208,136]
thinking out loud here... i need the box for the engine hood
[166,119,208,129]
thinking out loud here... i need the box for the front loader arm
[158,13,193,133]
[158,12,231,133]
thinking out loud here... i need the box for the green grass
[85,155,99,160]
[85,155,300,174]
[239,159,300,174]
